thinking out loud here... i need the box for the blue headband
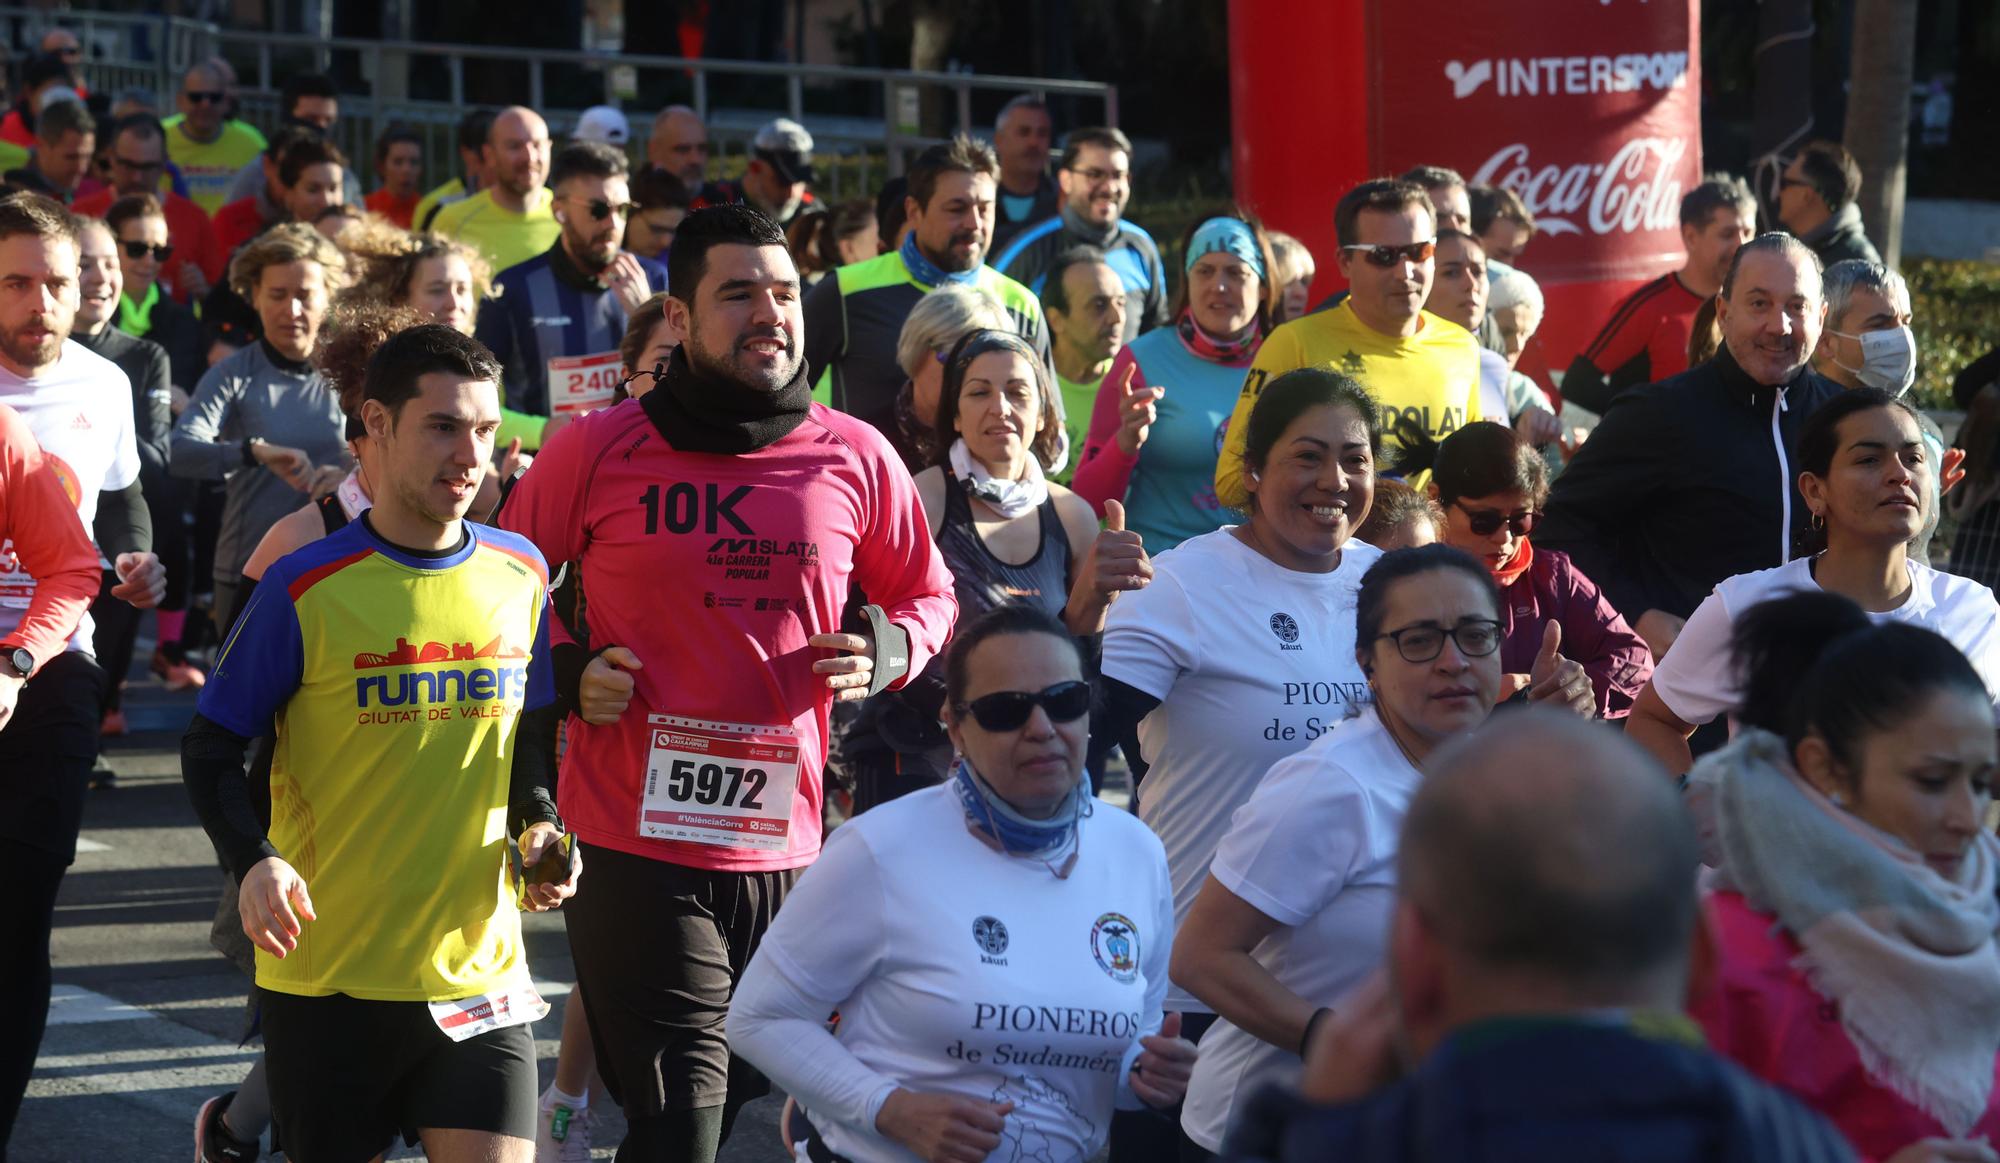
[1186,217,1266,282]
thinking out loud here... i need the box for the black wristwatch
[2,645,33,679]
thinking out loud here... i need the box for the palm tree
[1843,0,1919,267]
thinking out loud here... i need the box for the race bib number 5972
[638,715,799,852]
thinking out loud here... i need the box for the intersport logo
[1446,53,1689,99]
[1472,137,1687,237]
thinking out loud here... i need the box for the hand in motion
[1524,621,1595,716]
[1083,499,1152,601]
[239,856,316,957]
[1129,1011,1198,1109]
[252,441,315,491]
[579,646,642,725]
[112,551,167,609]
[811,633,876,704]
[876,1088,1014,1163]
[1113,365,1163,457]
[515,823,580,911]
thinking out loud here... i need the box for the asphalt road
[14,663,789,1162]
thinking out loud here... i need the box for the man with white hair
[990,93,1058,252]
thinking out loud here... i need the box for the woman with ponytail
[1628,389,2000,775]
[1686,590,2000,1161]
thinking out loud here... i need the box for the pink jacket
[1691,889,2000,1160]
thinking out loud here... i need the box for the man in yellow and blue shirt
[163,61,267,216]
[182,325,570,1161]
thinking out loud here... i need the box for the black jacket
[141,293,209,397]
[1803,203,1882,268]
[73,325,172,489]
[1537,344,1842,624]
[989,171,1060,255]
[1222,1019,1856,1163]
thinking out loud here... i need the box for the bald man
[429,106,558,275]
[1222,712,1856,1162]
[647,104,712,192]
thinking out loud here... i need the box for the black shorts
[0,650,107,864]
[259,988,538,1163]
[564,842,798,1116]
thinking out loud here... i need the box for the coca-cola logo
[1471,137,1688,237]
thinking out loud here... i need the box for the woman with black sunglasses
[1629,389,2000,776]
[1408,420,1650,719]
[732,605,1196,1163]
[1170,544,1506,1159]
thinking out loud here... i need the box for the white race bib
[427,978,549,1043]
[547,351,624,418]
[639,715,799,852]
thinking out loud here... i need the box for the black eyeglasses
[1066,166,1128,185]
[120,241,172,262]
[1341,240,1437,268]
[183,90,227,105]
[1376,620,1503,664]
[1453,501,1537,537]
[954,680,1093,732]
[571,197,635,222]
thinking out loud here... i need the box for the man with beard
[1563,175,1759,412]
[499,204,956,1163]
[1539,233,1842,662]
[476,141,666,421]
[0,193,165,1157]
[994,126,1169,342]
[431,106,557,277]
[802,135,1048,455]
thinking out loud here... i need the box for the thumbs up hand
[1130,1010,1198,1110]
[1065,497,1152,635]
[1525,621,1596,716]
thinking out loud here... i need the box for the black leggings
[91,571,142,711]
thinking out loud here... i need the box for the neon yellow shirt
[428,187,559,277]
[199,520,555,1002]
[162,115,268,216]
[412,177,467,233]
[1214,301,1482,506]
[1054,369,1105,485]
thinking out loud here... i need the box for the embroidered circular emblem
[1269,612,1300,644]
[1090,912,1140,983]
[973,915,1009,956]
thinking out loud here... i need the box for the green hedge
[1907,258,2000,412]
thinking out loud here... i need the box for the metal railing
[0,7,1116,202]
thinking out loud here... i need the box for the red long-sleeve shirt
[0,403,103,669]
[501,397,956,872]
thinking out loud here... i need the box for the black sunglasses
[1340,240,1436,268]
[571,197,634,222]
[1376,619,1504,665]
[1453,501,1537,537]
[120,241,172,262]
[183,90,227,105]
[955,680,1093,732]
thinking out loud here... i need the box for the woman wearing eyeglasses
[1070,212,1278,556]
[107,194,207,399]
[840,329,1149,812]
[1170,544,1507,1159]
[732,605,1197,1163]
[1406,421,1650,719]
[1627,389,2000,776]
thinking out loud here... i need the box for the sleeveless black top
[935,474,1072,623]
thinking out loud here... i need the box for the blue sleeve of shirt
[475,279,528,412]
[195,571,305,738]
[525,589,555,713]
[640,255,669,295]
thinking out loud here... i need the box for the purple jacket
[1499,543,1654,719]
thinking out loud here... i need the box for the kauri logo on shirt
[974,915,1010,966]
[1269,612,1302,649]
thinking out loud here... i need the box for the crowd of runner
[1,40,1998,1163]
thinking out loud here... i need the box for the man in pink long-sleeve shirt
[0,401,101,725]
[501,204,956,1162]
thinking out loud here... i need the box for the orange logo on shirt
[353,635,529,669]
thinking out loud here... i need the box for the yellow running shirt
[162,115,268,216]
[197,518,555,1002]
[428,187,559,277]
[1214,301,1482,507]
[412,177,467,232]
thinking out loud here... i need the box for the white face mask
[1830,323,1917,396]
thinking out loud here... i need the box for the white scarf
[335,469,373,521]
[1687,729,2000,1135]
[948,438,1048,519]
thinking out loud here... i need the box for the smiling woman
[170,223,351,635]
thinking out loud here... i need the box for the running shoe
[534,1086,592,1163]
[154,648,208,690]
[194,1091,260,1162]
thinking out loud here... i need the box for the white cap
[573,105,630,146]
